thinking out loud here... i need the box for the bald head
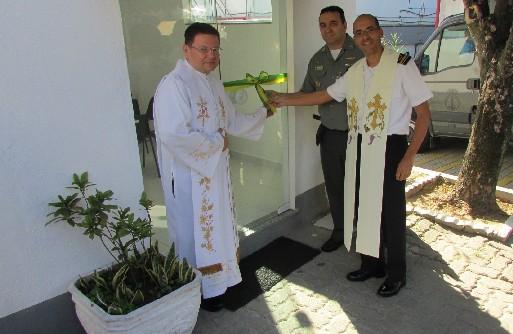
[352,14,384,60]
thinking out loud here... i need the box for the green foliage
[48,172,195,315]
[382,32,406,53]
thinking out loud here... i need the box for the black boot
[200,295,224,312]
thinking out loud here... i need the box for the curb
[406,167,513,243]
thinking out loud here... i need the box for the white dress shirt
[326,58,433,135]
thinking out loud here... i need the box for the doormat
[223,237,320,311]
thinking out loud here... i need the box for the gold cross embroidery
[218,97,226,129]
[198,177,214,252]
[365,94,386,133]
[199,177,211,193]
[197,97,209,127]
[348,97,359,132]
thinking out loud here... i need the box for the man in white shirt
[272,14,432,297]
[153,23,272,311]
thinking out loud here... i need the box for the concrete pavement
[193,214,513,334]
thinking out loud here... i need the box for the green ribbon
[223,71,287,114]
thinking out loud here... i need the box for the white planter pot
[68,268,202,334]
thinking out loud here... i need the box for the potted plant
[47,172,201,334]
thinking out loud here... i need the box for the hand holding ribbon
[223,71,287,114]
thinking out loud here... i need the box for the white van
[412,13,480,151]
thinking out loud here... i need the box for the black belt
[320,124,348,133]
[357,133,407,141]
[313,115,348,133]
[325,127,348,133]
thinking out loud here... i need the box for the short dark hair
[184,22,220,45]
[320,6,346,23]
[355,14,381,29]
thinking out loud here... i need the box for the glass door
[217,0,289,227]
[118,0,290,231]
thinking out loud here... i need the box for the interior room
[120,0,291,247]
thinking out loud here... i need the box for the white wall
[438,0,465,23]
[291,0,357,195]
[0,1,143,317]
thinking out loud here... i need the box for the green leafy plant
[47,172,195,315]
[382,32,406,53]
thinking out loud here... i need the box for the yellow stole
[343,48,398,257]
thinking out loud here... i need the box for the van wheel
[408,121,433,152]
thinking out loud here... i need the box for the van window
[437,24,475,71]
[421,34,440,73]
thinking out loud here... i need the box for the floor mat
[223,237,320,311]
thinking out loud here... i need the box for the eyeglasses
[354,26,379,38]
[189,45,222,55]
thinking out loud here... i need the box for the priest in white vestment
[153,23,271,311]
[271,14,432,297]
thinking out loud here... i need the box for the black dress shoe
[377,280,406,297]
[200,295,224,312]
[346,269,386,282]
[320,238,344,252]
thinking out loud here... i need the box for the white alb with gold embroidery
[154,59,267,297]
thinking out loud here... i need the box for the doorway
[118,0,290,242]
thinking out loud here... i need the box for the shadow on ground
[195,219,511,334]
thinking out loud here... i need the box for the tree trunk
[453,0,513,214]
[453,65,511,213]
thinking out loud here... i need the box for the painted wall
[0,1,143,318]
[439,0,464,23]
[438,0,496,26]
[291,0,357,196]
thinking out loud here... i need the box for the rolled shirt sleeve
[326,74,348,103]
[401,60,433,107]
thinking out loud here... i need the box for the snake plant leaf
[131,289,144,305]
[112,264,129,289]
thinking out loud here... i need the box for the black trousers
[354,134,408,282]
[318,125,348,242]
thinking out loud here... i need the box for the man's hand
[396,101,431,181]
[395,155,414,181]
[265,90,281,108]
[218,128,228,151]
[268,91,288,108]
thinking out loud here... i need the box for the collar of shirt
[322,34,357,60]
[181,58,209,79]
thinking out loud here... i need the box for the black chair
[134,98,160,178]
[146,97,156,139]
[132,98,141,117]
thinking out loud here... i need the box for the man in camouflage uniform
[301,6,363,252]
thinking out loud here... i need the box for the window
[184,0,272,23]
[420,34,440,73]
[437,24,475,71]
[421,24,476,74]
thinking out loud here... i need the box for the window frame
[184,0,272,24]
[435,24,476,72]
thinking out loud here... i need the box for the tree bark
[453,0,513,214]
